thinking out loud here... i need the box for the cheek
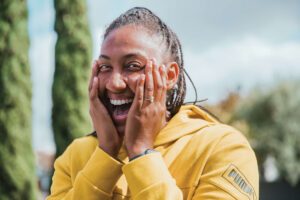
[126,72,142,93]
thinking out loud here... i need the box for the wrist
[126,144,153,159]
[98,143,119,158]
[128,149,158,161]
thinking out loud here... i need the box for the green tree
[0,1,37,199]
[235,80,300,186]
[52,0,92,157]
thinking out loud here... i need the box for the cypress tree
[52,0,92,157]
[0,0,37,199]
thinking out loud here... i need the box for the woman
[48,7,259,200]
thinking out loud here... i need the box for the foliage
[0,0,37,199]
[235,80,300,186]
[52,0,92,157]
[205,91,251,139]
[206,81,300,186]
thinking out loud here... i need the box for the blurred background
[0,0,300,199]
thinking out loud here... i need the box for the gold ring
[145,96,154,103]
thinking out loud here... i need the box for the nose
[106,72,127,92]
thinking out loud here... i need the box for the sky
[27,0,300,153]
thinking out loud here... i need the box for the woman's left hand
[125,59,167,158]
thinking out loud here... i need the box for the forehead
[101,25,166,60]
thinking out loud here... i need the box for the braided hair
[103,7,186,117]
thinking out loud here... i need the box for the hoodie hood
[103,104,220,159]
[154,105,220,147]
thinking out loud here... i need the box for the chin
[116,125,125,137]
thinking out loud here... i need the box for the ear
[166,62,179,90]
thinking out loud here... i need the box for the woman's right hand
[89,61,123,158]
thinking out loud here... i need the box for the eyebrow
[98,52,147,60]
[124,53,146,59]
[98,55,110,60]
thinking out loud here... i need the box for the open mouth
[104,97,134,123]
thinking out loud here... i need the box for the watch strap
[129,149,158,161]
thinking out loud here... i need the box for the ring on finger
[145,96,154,103]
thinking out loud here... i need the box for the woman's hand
[125,60,168,158]
[89,61,123,158]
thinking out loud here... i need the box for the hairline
[103,23,173,63]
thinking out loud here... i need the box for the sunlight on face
[97,25,167,135]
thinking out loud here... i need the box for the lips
[102,96,134,125]
[111,99,133,124]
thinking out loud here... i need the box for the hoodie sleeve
[192,130,259,200]
[122,129,258,200]
[47,143,123,200]
[122,152,183,199]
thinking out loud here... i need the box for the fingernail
[148,61,153,73]
[139,74,145,82]
[149,60,153,67]
[152,58,157,64]
[154,62,159,70]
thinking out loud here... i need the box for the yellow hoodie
[47,105,259,200]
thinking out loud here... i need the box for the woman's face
[97,25,167,134]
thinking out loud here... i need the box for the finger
[89,76,107,114]
[153,62,163,101]
[160,64,167,103]
[131,74,145,111]
[89,77,99,103]
[137,74,145,109]
[144,60,154,105]
[88,60,99,92]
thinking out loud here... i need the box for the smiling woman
[47,7,259,200]
[96,24,174,138]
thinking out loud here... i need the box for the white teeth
[110,99,133,105]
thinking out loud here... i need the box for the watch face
[129,149,158,161]
[145,149,158,154]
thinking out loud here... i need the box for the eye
[98,64,111,73]
[125,62,145,71]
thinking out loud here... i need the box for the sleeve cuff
[122,152,174,196]
[81,147,123,194]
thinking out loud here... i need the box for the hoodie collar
[154,105,220,147]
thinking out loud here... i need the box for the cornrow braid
[103,7,186,117]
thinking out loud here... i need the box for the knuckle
[156,104,164,111]
[147,87,153,92]
[157,84,163,90]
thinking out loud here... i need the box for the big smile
[108,98,134,123]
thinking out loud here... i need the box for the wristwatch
[129,149,158,161]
